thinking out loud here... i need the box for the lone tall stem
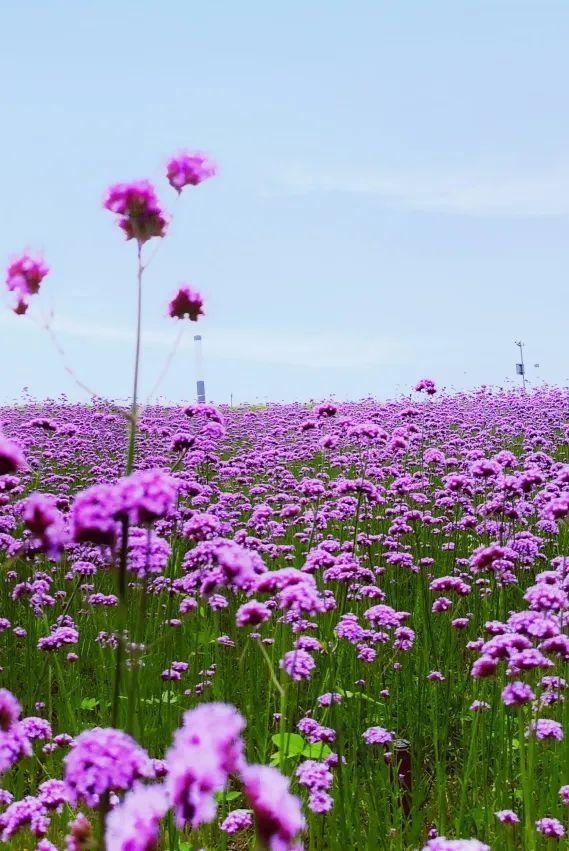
[126,242,144,476]
[112,242,144,732]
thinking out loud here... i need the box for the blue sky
[1,1,568,405]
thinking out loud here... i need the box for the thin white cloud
[0,311,411,370]
[273,162,569,217]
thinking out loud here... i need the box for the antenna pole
[194,334,206,403]
[515,340,527,391]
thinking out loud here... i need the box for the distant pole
[515,340,527,391]
[194,334,206,403]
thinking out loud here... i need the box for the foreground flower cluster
[0,386,567,848]
[0,688,303,849]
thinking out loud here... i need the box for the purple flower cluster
[166,152,216,192]
[64,727,153,807]
[5,254,49,314]
[0,383,569,848]
[168,286,204,321]
[103,180,168,244]
[241,764,305,851]
[165,702,245,829]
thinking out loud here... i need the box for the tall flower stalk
[101,155,215,730]
[111,243,145,731]
[126,242,144,477]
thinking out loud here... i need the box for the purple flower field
[2,152,569,850]
[1,386,568,849]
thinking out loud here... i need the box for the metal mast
[515,340,527,391]
[194,334,206,403]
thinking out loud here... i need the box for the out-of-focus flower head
[5,254,48,314]
[71,483,120,547]
[165,702,245,830]
[64,812,93,851]
[64,727,153,808]
[0,691,21,734]
[414,378,437,395]
[20,492,67,559]
[115,469,178,525]
[0,436,26,477]
[105,782,169,851]
[0,689,32,776]
[168,287,204,321]
[241,763,305,851]
[103,180,168,244]
[166,152,216,193]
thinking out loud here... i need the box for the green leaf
[79,698,99,711]
[270,732,332,764]
[271,732,306,757]
[214,790,242,803]
[302,743,332,759]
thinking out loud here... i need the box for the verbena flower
[220,808,253,835]
[296,759,333,792]
[414,378,437,395]
[308,790,334,813]
[236,600,271,627]
[0,690,21,732]
[362,726,394,746]
[104,180,168,243]
[495,809,520,824]
[0,436,26,476]
[64,727,153,808]
[105,782,169,851]
[0,796,49,842]
[280,649,315,681]
[165,702,245,829]
[168,286,204,320]
[0,690,31,776]
[71,483,120,546]
[535,816,565,838]
[241,764,305,851]
[501,681,535,707]
[5,254,48,313]
[38,779,70,810]
[64,812,93,851]
[166,152,216,192]
[526,718,564,741]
